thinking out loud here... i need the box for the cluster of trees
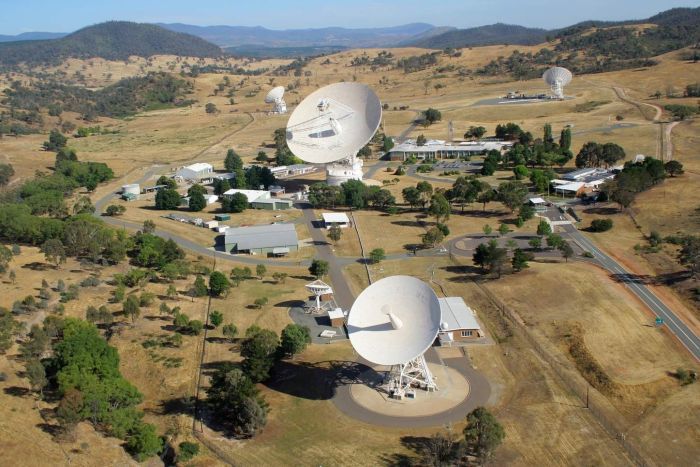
[575,141,626,168]
[396,52,439,73]
[206,323,311,437]
[350,50,395,68]
[493,123,574,171]
[308,180,396,211]
[0,163,15,187]
[601,157,667,210]
[664,104,699,121]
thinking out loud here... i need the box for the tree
[43,129,67,151]
[590,218,613,232]
[422,227,444,248]
[142,219,156,234]
[559,241,574,262]
[192,275,208,297]
[0,245,12,273]
[41,238,66,268]
[155,188,181,210]
[241,328,279,383]
[0,309,21,354]
[224,149,244,172]
[166,284,178,300]
[309,259,329,278]
[253,297,268,309]
[559,127,572,151]
[328,225,342,244]
[222,323,238,342]
[536,220,552,236]
[498,224,509,236]
[369,248,386,264]
[123,295,141,323]
[679,236,700,278]
[482,224,492,236]
[210,310,224,328]
[497,181,528,213]
[9,270,16,284]
[420,430,464,467]
[528,236,542,250]
[512,248,533,272]
[255,152,269,164]
[56,388,84,434]
[416,181,433,209]
[280,324,311,358]
[463,407,505,463]
[209,271,230,297]
[126,422,162,461]
[256,264,267,279]
[187,191,206,212]
[205,102,218,114]
[272,272,287,284]
[472,239,507,277]
[546,234,564,250]
[222,192,248,213]
[513,164,529,180]
[402,186,421,210]
[423,108,442,125]
[600,143,625,167]
[465,126,486,140]
[477,190,494,211]
[518,203,535,222]
[665,160,684,177]
[178,442,200,462]
[157,175,177,189]
[25,359,47,398]
[206,366,268,437]
[428,193,451,224]
[105,204,126,216]
[0,163,15,187]
[416,134,427,146]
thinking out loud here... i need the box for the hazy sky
[1,0,698,35]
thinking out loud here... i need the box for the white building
[438,297,483,345]
[387,139,513,161]
[552,168,616,197]
[175,163,214,184]
[322,212,350,228]
[180,194,219,207]
[222,189,270,203]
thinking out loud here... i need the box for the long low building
[219,223,299,255]
[175,163,214,184]
[552,168,616,196]
[438,297,483,345]
[386,139,513,161]
[222,188,292,210]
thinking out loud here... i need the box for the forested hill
[410,6,700,50]
[0,21,222,66]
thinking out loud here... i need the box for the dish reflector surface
[265,86,285,103]
[542,66,572,86]
[348,276,440,366]
[285,82,382,164]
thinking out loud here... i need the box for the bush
[178,441,200,462]
[675,368,697,386]
[590,218,613,232]
[80,276,100,287]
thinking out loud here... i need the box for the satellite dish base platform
[326,155,364,186]
[387,354,438,399]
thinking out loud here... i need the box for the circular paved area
[349,362,470,417]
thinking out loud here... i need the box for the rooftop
[223,189,270,202]
[322,212,350,224]
[439,297,481,331]
[183,162,213,172]
[391,140,512,154]
[223,223,298,251]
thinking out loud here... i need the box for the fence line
[473,280,650,467]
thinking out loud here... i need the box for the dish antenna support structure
[543,66,573,100]
[348,275,441,398]
[265,86,287,114]
[286,82,382,186]
[305,279,333,313]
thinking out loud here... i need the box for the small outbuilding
[322,212,350,229]
[328,308,345,327]
[214,214,231,221]
[438,297,483,345]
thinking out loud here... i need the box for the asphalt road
[560,223,700,360]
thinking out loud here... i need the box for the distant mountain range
[0,31,66,42]
[156,22,453,48]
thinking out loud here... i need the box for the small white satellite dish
[543,66,572,100]
[305,279,333,313]
[348,275,441,398]
[265,86,287,114]
[285,82,382,185]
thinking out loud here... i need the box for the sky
[1,0,698,35]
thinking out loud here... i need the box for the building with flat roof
[219,223,299,255]
[322,212,350,228]
[223,189,292,210]
[438,297,483,345]
[553,168,616,197]
[386,139,513,161]
[222,189,270,203]
[175,163,214,184]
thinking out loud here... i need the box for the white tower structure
[305,279,333,313]
[265,86,287,114]
[285,82,382,186]
[543,66,573,100]
[348,275,441,399]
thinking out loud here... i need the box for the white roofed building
[322,212,350,228]
[438,297,483,345]
[219,223,299,255]
[387,139,513,161]
[175,163,214,184]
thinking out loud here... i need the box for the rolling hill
[0,31,66,42]
[0,21,222,66]
[406,23,548,48]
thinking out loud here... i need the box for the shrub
[590,218,613,232]
[178,441,200,462]
[80,276,100,287]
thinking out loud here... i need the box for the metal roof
[223,189,270,202]
[224,223,298,250]
[529,197,546,204]
[184,162,213,172]
[438,297,480,331]
[322,212,350,224]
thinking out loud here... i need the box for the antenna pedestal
[326,154,363,186]
[386,354,438,399]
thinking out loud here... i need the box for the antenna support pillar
[387,354,438,399]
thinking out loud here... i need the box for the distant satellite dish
[543,66,572,99]
[348,275,440,398]
[285,82,381,185]
[265,86,287,114]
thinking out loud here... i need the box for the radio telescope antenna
[543,66,572,100]
[347,276,441,399]
[286,82,382,186]
[305,279,333,313]
[265,86,287,114]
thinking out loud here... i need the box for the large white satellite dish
[265,86,287,114]
[543,66,573,100]
[348,275,440,398]
[285,82,382,186]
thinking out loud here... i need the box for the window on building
[460,330,473,337]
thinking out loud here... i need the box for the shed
[220,223,299,255]
[251,198,293,211]
[438,297,483,344]
[204,220,218,229]
[328,308,345,327]
[322,212,350,228]
[214,214,231,221]
[269,185,286,197]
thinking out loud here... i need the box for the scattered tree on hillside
[309,259,329,278]
[463,407,505,463]
[280,324,311,358]
[241,327,279,383]
[369,248,386,264]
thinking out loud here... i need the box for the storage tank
[121,184,140,196]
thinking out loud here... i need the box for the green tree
[206,366,268,437]
[41,238,66,268]
[26,359,48,398]
[482,224,492,236]
[222,323,238,342]
[126,422,162,461]
[528,236,542,250]
[253,297,268,309]
[423,108,442,125]
[498,223,509,236]
[369,248,386,264]
[422,227,445,248]
[0,309,21,354]
[123,295,141,323]
[156,175,177,189]
[142,219,156,234]
[155,188,181,210]
[472,239,507,277]
[536,220,552,236]
[328,225,342,244]
[205,102,218,114]
[463,407,505,463]
[280,324,311,358]
[0,163,15,187]
[559,127,572,151]
[559,241,574,262]
[464,126,486,140]
[255,152,269,164]
[209,271,230,297]
[428,193,451,224]
[402,186,421,210]
[679,236,700,278]
[665,160,684,177]
[187,186,206,212]
[416,134,427,146]
[272,272,287,284]
[0,245,13,272]
[512,248,533,272]
[518,203,535,222]
[192,275,208,297]
[256,264,267,279]
[546,233,565,249]
[222,192,248,213]
[497,181,528,213]
[241,328,279,383]
[224,149,244,172]
[309,259,329,278]
[105,204,126,216]
[178,442,200,462]
[43,129,67,151]
[210,310,224,328]
[513,164,529,180]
